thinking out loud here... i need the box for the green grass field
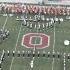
[0,13,70,70]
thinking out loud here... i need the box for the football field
[0,14,70,70]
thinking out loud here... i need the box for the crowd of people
[18,14,63,29]
[0,29,9,43]
[0,3,70,15]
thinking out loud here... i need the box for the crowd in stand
[0,3,70,15]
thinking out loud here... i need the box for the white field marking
[52,58,54,70]
[0,50,5,62]
[34,27,39,51]
[21,33,50,49]
[52,17,56,70]
[64,53,66,70]
[2,15,8,30]
[9,23,22,70]
[53,19,56,53]
[30,24,39,69]
[29,36,42,45]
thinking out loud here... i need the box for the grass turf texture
[0,14,70,70]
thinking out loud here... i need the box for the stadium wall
[0,0,41,4]
[0,0,70,6]
[43,0,70,5]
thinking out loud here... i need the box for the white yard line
[64,53,66,70]
[2,15,8,31]
[53,21,56,53]
[52,58,54,70]
[9,23,22,70]
[33,27,38,52]
[30,23,39,69]
[52,19,56,70]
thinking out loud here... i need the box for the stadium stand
[0,3,70,15]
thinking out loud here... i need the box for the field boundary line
[2,15,8,30]
[9,23,22,70]
[52,18,56,70]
